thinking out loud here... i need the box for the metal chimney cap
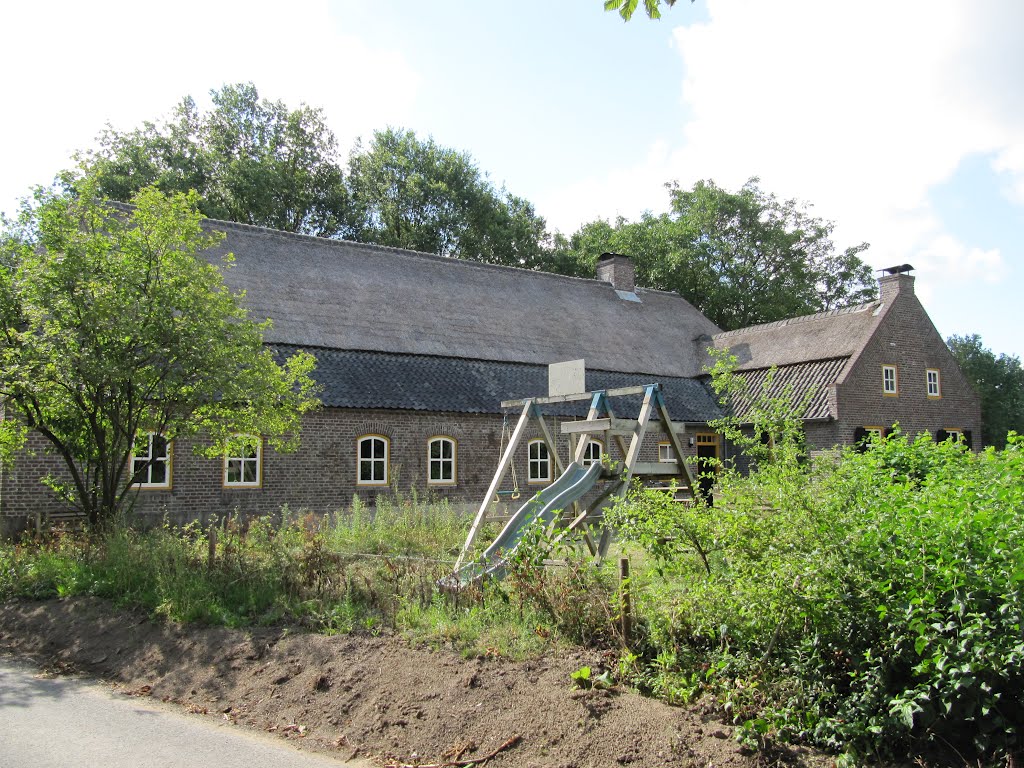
[880,264,915,275]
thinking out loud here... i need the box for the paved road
[0,659,368,768]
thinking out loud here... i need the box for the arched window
[582,438,604,468]
[357,435,389,486]
[428,436,456,485]
[528,439,551,483]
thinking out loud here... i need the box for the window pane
[442,440,452,459]
[360,461,372,482]
[152,435,168,459]
[430,441,441,459]
[373,439,385,459]
[151,462,166,485]
[430,463,441,480]
[227,460,241,484]
[360,440,372,459]
[243,461,257,484]
[373,461,385,482]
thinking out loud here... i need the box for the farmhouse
[0,220,980,535]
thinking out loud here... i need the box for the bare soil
[0,597,832,768]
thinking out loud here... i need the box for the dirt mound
[0,598,829,767]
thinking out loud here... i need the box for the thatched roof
[204,220,721,378]
[711,302,883,371]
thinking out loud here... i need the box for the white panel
[548,359,586,397]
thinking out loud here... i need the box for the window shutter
[963,430,973,449]
[936,429,949,442]
[853,427,867,453]
[884,427,894,438]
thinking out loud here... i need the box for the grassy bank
[3,436,1021,764]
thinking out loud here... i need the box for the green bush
[608,431,1024,762]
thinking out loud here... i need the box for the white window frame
[926,368,941,398]
[882,364,899,396]
[658,442,674,463]
[581,438,604,468]
[864,426,884,440]
[427,436,456,485]
[944,428,963,442]
[528,439,552,483]
[132,432,171,489]
[223,435,262,488]
[357,435,389,486]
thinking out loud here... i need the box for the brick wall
[1,407,704,535]
[833,286,981,446]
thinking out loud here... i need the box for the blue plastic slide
[444,461,603,587]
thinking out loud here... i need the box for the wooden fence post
[619,556,632,649]
[207,525,218,570]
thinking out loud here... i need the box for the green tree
[345,128,551,267]
[947,334,1024,449]
[557,178,876,330]
[0,177,319,526]
[603,0,689,22]
[81,83,350,237]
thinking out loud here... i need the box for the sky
[2,0,1022,359]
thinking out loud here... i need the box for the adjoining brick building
[0,221,981,535]
[710,267,981,459]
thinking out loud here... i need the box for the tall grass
[0,491,612,658]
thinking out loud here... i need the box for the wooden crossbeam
[500,385,654,409]
[560,417,691,435]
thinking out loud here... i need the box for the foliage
[947,333,1024,449]
[81,83,350,237]
[0,177,319,525]
[603,0,689,22]
[346,127,551,266]
[553,178,876,330]
[609,422,1024,761]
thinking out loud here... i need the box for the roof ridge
[203,216,626,290]
[712,301,880,339]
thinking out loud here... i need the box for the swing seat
[493,489,522,502]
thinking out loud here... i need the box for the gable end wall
[833,293,981,445]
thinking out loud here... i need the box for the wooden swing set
[454,382,698,571]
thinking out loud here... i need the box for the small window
[528,439,552,483]
[132,433,171,489]
[882,364,899,395]
[658,442,674,463]
[224,435,262,488]
[926,369,941,398]
[854,426,884,453]
[357,435,389,486]
[428,436,456,485]
[581,438,604,468]
[938,428,963,442]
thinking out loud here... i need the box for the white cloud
[0,0,420,214]
[541,0,1023,283]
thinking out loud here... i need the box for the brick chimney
[878,264,915,303]
[596,253,636,293]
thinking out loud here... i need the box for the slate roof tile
[273,345,723,422]
[721,357,850,420]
